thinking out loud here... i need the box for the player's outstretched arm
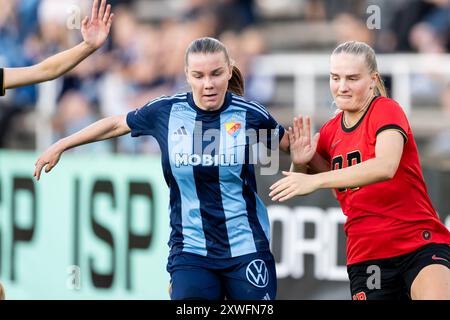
[34,114,130,180]
[270,130,404,201]
[2,0,113,91]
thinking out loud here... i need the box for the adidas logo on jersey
[262,293,271,300]
[173,126,188,136]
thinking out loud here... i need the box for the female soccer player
[270,41,450,300]
[34,37,290,300]
[0,0,113,97]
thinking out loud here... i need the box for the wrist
[81,40,97,53]
[314,172,326,189]
[55,138,69,153]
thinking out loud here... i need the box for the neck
[343,94,374,127]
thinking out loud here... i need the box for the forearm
[315,157,393,189]
[57,115,130,152]
[39,41,96,80]
[4,42,95,89]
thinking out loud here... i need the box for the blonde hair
[332,41,388,97]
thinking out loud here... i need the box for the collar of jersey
[187,91,232,115]
[340,95,379,133]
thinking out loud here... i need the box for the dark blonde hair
[185,37,244,96]
[332,41,388,97]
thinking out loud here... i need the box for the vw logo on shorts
[246,259,269,288]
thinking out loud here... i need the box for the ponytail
[228,65,244,96]
[374,73,388,97]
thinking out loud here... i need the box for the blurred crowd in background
[1,0,450,159]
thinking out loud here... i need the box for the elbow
[112,115,130,136]
[38,62,58,81]
[380,161,398,181]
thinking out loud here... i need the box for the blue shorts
[167,251,277,300]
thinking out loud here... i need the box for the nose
[203,77,214,90]
[338,79,349,93]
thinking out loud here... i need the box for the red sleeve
[369,97,409,144]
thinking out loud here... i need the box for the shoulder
[144,93,189,109]
[229,93,270,120]
[133,93,189,117]
[369,96,409,126]
[371,96,405,114]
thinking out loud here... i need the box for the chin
[335,100,353,110]
[204,101,218,108]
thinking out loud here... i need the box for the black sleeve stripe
[376,124,408,144]
[0,68,5,96]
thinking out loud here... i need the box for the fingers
[269,177,290,198]
[297,115,303,139]
[271,184,294,202]
[106,12,114,30]
[293,117,300,141]
[278,190,297,202]
[103,4,111,24]
[82,16,89,28]
[45,163,53,173]
[288,127,294,146]
[304,116,310,145]
[91,0,99,20]
[294,115,315,147]
[269,177,286,192]
[98,0,107,21]
[269,171,300,201]
[34,158,57,180]
[34,160,47,181]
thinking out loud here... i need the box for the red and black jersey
[317,96,450,265]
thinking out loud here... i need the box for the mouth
[203,93,218,98]
[337,95,352,99]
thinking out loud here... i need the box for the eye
[213,71,223,76]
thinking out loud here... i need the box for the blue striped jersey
[126,91,285,259]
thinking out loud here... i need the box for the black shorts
[347,243,450,300]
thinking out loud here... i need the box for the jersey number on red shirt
[332,151,362,193]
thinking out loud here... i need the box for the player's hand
[289,115,319,166]
[81,0,114,50]
[269,171,320,202]
[34,144,64,181]
[0,282,5,300]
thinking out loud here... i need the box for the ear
[185,67,191,85]
[228,64,233,80]
[371,72,378,87]
[228,60,235,80]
